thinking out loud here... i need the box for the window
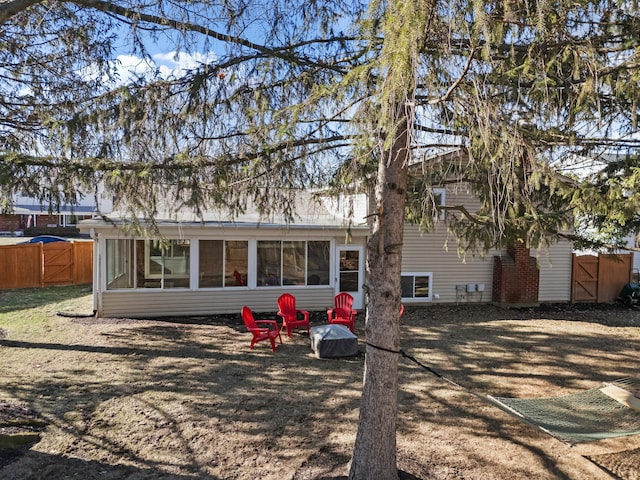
[198,240,248,287]
[224,241,249,287]
[401,272,432,301]
[106,239,134,289]
[257,240,330,287]
[106,239,191,289]
[282,241,306,285]
[63,214,80,226]
[104,237,330,290]
[142,239,190,288]
[199,240,223,287]
[433,188,445,220]
[257,240,282,286]
[338,249,360,291]
[307,241,330,285]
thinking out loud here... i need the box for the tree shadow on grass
[3,304,638,479]
[0,318,368,479]
[398,305,640,479]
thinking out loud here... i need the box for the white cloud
[114,54,158,83]
[111,51,218,85]
[152,51,217,73]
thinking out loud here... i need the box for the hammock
[486,377,640,445]
[397,350,640,445]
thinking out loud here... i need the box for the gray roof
[80,191,370,231]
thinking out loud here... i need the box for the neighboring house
[79,153,574,318]
[1,190,113,236]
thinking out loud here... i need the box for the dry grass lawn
[1,287,640,479]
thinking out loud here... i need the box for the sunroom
[80,194,370,318]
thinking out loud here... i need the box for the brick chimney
[492,241,540,306]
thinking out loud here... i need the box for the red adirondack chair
[327,292,357,332]
[241,306,282,352]
[276,293,310,337]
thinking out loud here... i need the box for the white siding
[402,224,499,304]
[402,227,574,305]
[100,287,335,318]
[536,241,573,303]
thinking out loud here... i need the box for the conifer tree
[1,1,639,478]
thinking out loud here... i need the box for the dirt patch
[0,402,45,468]
[1,303,640,479]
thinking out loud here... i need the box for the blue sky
[110,21,220,85]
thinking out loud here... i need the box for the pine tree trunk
[349,108,409,480]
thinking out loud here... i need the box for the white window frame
[102,236,336,292]
[144,240,191,280]
[401,272,433,302]
[433,188,446,220]
[255,239,332,288]
[195,239,250,289]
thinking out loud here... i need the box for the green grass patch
[0,285,93,335]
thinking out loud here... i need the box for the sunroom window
[257,240,330,287]
[105,239,191,289]
[106,239,134,289]
[198,240,248,288]
[142,239,190,288]
[105,238,330,290]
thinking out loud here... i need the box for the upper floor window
[433,188,445,220]
[63,214,80,226]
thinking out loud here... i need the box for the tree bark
[349,105,409,480]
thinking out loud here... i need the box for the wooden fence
[0,241,93,290]
[571,253,634,303]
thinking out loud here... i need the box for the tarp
[310,324,358,359]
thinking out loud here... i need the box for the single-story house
[79,192,372,317]
[79,176,573,318]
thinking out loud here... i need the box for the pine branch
[558,232,640,254]
[69,0,352,73]
[0,0,43,24]
[1,134,354,173]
